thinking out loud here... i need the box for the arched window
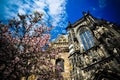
[80,28,94,51]
[56,58,64,72]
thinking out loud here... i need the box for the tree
[0,11,63,80]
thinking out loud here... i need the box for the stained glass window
[80,30,94,51]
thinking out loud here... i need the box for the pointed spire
[66,21,72,30]
[82,11,90,16]
[68,21,71,27]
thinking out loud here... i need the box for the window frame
[79,27,94,51]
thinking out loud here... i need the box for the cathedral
[21,12,120,80]
[66,12,120,80]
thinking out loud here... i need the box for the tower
[52,34,70,80]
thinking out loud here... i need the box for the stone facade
[52,34,71,80]
[66,12,120,80]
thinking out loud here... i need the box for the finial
[68,21,71,23]
[82,11,86,15]
[68,21,72,27]
[82,11,87,16]
[66,21,72,30]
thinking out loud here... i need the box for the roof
[66,12,93,30]
[53,34,68,43]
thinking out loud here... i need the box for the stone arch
[76,25,91,35]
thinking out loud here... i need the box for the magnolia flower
[15,56,20,63]
[0,11,62,80]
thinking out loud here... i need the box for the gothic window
[56,58,64,72]
[80,29,94,51]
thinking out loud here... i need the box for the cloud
[1,0,68,29]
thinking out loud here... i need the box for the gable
[55,35,68,43]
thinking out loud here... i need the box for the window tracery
[79,27,94,51]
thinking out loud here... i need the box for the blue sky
[0,0,120,39]
[67,0,120,24]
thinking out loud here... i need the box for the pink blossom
[15,56,20,63]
